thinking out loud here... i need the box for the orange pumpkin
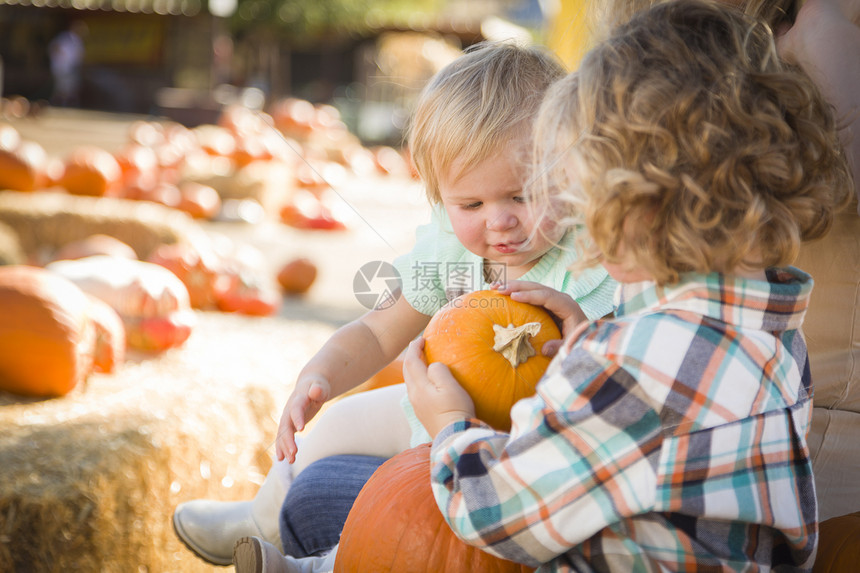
[0,140,49,191]
[335,444,534,573]
[814,511,860,573]
[46,256,196,353]
[0,266,96,397]
[276,257,318,294]
[60,145,123,197]
[114,143,160,187]
[215,276,281,316]
[423,290,561,432]
[86,294,126,374]
[270,97,316,139]
[177,181,222,220]
[279,190,348,231]
[147,242,230,310]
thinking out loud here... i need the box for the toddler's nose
[486,210,517,231]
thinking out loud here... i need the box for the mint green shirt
[393,205,618,446]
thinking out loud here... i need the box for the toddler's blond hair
[407,41,565,204]
[534,0,853,285]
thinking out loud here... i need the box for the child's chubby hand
[493,280,587,358]
[404,338,476,439]
[275,376,331,463]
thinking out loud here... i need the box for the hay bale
[0,191,204,262]
[0,311,335,572]
[0,221,24,265]
[183,161,294,216]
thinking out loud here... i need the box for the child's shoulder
[564,308,715,386]
[573,308,693,351]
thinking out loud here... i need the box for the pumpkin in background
[214,244,281,317]
[276,257,318,295]
[0,265,96,397]
[147,242,230,310]
[86,294,126,374]
[270,97,316,140]
[279,190,348,231]
[423,290,561,432]
[335,444,534,573]
[215,273,281,316]
[0,140,50,192]
[52,234,138,262]
[46,256,196,352]
[60,145,123,197]
[192,125,236,158]
[114,143,160,187]
[176,181,222,220]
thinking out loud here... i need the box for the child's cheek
[446,209,483,250]
[536,217,565,243]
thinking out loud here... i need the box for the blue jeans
[279,454,387,557]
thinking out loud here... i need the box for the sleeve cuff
[431,417,491,451]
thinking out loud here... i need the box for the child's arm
[777,0,860,202]
[276,293,431,462]
[406,334,661,566]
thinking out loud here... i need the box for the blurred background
[0,6,595,569]
[0,0,589,145]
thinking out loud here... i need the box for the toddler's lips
[493,240,525,254]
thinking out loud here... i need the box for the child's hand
[494,280,587,357]
[275,376,331,463]
[404,338,475,439]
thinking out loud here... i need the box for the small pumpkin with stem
[422,289,562,431]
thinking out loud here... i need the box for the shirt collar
[615,267,813,332]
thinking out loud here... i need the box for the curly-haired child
[405,1,854,570]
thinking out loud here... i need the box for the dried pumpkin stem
[493,322,541,368]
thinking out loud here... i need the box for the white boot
[173,458,293,566]
[233,538,338,573]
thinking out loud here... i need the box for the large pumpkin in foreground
[423,290,561,431]
[335,444,534,573]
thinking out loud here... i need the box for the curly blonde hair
[406,41,565,204]
[532,0,853,285]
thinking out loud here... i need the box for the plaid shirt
[430,269,816,572]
